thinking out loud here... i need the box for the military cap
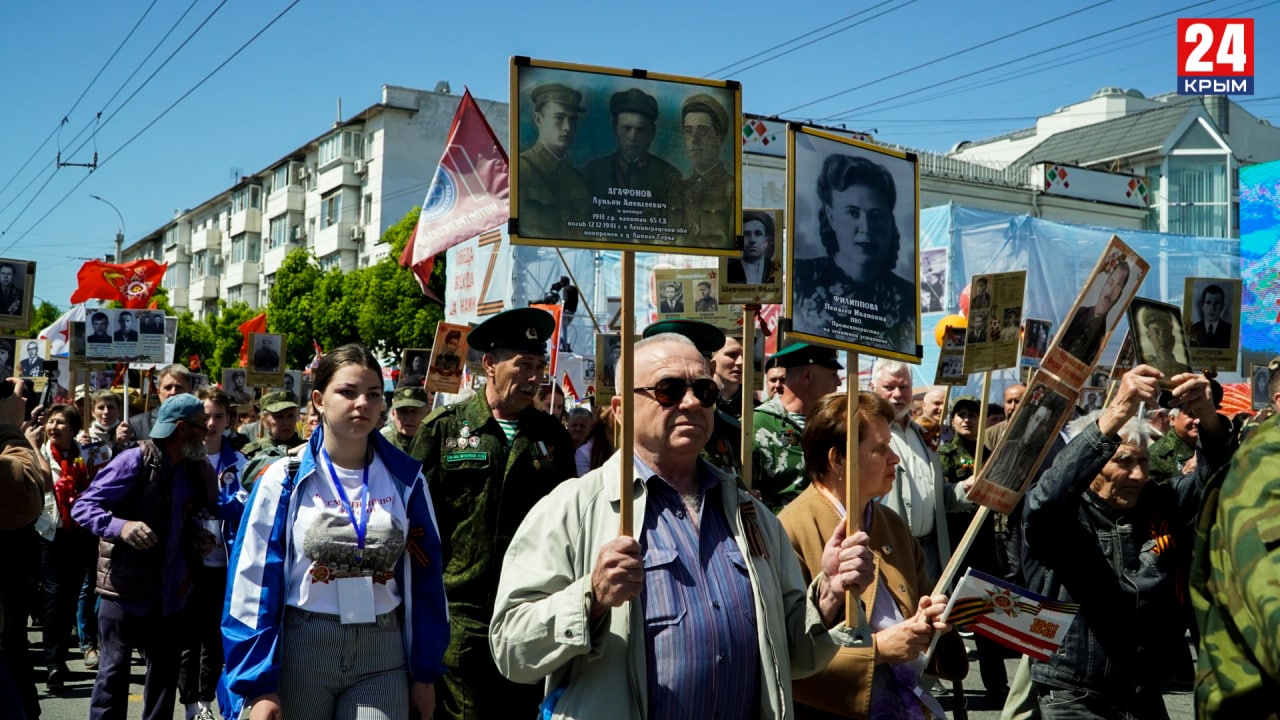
[391,386,428,410]
[1137,305,1172,329]
[767,342,842,370]
[610,88,658,121]
[260,390,300,414]
[643,319,726,359]
[468,307,556,355]
[682,93,729,137]
[950,395,980,418]
[531,83,587,114]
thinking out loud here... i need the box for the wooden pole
[739,305,757,488]
[618,252,636,537]
[972,371,992,471]
[844,360,861,628]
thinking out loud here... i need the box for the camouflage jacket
[751,396,807,512]
[1191,420,1280,716]
[938,438,976,485]
[380,424,413,454]
[1148,430,1195,485]
[241,432,304,459]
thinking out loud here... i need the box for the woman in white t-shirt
[223,344,449,720]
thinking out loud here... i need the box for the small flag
[37,304,87,357]
[399,89,509,296]
[188,354,202,371]
[70,259,168,309]
[238,313,268,367]
[942,568,1079,661]
[307,339,325,371]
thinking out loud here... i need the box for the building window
[164,226,179,248]
[272,164,289,193]
[363,193,372,224]
[232,185,261,213]
[322,191,342,228]
[231,235,246,263]
[227,285,243,303]
[1166,154,1229,237]
[268,215,288,250]
[319,130,364,167]
[318,252,342,271]
[192,250,207,280]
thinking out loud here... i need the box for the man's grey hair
[618,333,699,389]
[157,363,192,385]
[1066,409,1161,449]
[871,359,911,386]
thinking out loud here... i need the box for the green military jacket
[517,145,590,240]
[1148,429,1195,485]
[380,424,413,454]
[241,432,304,459]
[681,162,733,249]
[752,395,807,511]
[938,437,975,485]
[1191,419,1280,716]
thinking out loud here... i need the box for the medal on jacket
[322,449,371,566]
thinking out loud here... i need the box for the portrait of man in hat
[679,93,734,249]
[517,82,591,241]
[582,87,682,209]
[0,260,25,317]
[1131,299,1191,380]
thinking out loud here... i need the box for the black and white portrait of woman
[789,130,919,360]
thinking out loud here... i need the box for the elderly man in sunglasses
[490,331,874,720]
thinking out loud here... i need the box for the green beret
[643,319,726,359]
[468,307,555,355]
[682,93,729,137]
[610,88,658,122]
[950,395,980,418]
[260,390,300,414]
[767,342,842,370]
[391,386,428,410]
[531,83,587,114]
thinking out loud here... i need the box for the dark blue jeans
[91,598,185,720]
[1036,683,1170,720]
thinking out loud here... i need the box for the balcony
[229,208,262,236]
[191,227,221,253]
[313,221,357,259]
[223,261,260,287]
[265,185,305,215]
[190,276,220,301]
[317,161,362,194]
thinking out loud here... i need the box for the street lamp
[89,194,125,262]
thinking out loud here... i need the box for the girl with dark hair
[223,344,449,720]
[794,154,916,355]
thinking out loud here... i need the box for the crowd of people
[1,306,1278,720]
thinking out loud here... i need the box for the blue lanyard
[322,449,371,564]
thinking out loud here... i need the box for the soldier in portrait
[582,88,682,211]
[518,84,590,240]
[679,93,733,249]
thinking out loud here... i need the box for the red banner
[70,259,168,308]
[238,313,267,367]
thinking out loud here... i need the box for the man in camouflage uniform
[1148,406,1198,484]
[241,391,303,458]
[517,84,590,241]
[381,386,429,453]
[752,343,841,511]
[1192,415,1280,715]
[641,319,741,476]
[410,307,575,720]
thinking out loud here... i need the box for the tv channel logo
[1177,18,1254,95]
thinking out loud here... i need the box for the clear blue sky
[2,0,1275,311]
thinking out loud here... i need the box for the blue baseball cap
[150,394,206,439]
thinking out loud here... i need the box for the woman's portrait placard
[787,127,920,362]
[1021,318,1050,366]
[968,373,1078,514]
[1184,277,1241,372]
[1039,237,1149,389]
[247,333,286,388]
[510,57,741,256]
[426,323,470,395]
[16,338,48,378]
[1127,298,1192,382]
[961,271,1026,374]
[399,348,431,388]
[719,208,783,304]
[1252,363,1271,410]
[0,259,35,331]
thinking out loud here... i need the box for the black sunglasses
[634,377,719,408]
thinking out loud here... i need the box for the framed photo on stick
[0,259,34,331]
[425,323,470,395]
[509,57,742,256]
[785,126,921,362]
[1127,298,1192,382]
[246,333,286,388]
[719,208,784,304]
[1183,277,1241,372]
[961,270,1025,374]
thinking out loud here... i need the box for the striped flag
[942,568,1079,661]
[307,339,325,371]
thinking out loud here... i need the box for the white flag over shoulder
[942,568,1079,661]
[37,304,86,357]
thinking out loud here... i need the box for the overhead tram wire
[708,0,921,79]
[777,0,1114,117]
[0,0,233,238]
[816,0,1220,122]
[0,0,159,205]
[850,0,1275,119]
[0,0,306,257]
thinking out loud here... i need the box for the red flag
[188,354,202,371]
[238,313,267,367]
[70,259,169,309]
[399,89,509,296]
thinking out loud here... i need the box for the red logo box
[1177,18,1253,76]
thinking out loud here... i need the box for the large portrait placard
[510,57,741,256]
[786,127,920,362]
[1039,236,1149,389]
[961,271,1025,374]
[247,333,286,388]
[1183,277,1241,372]
[653,267,735,329]
[0,259,35,331]
[719,208,783,304]
[967,373,1078,514]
